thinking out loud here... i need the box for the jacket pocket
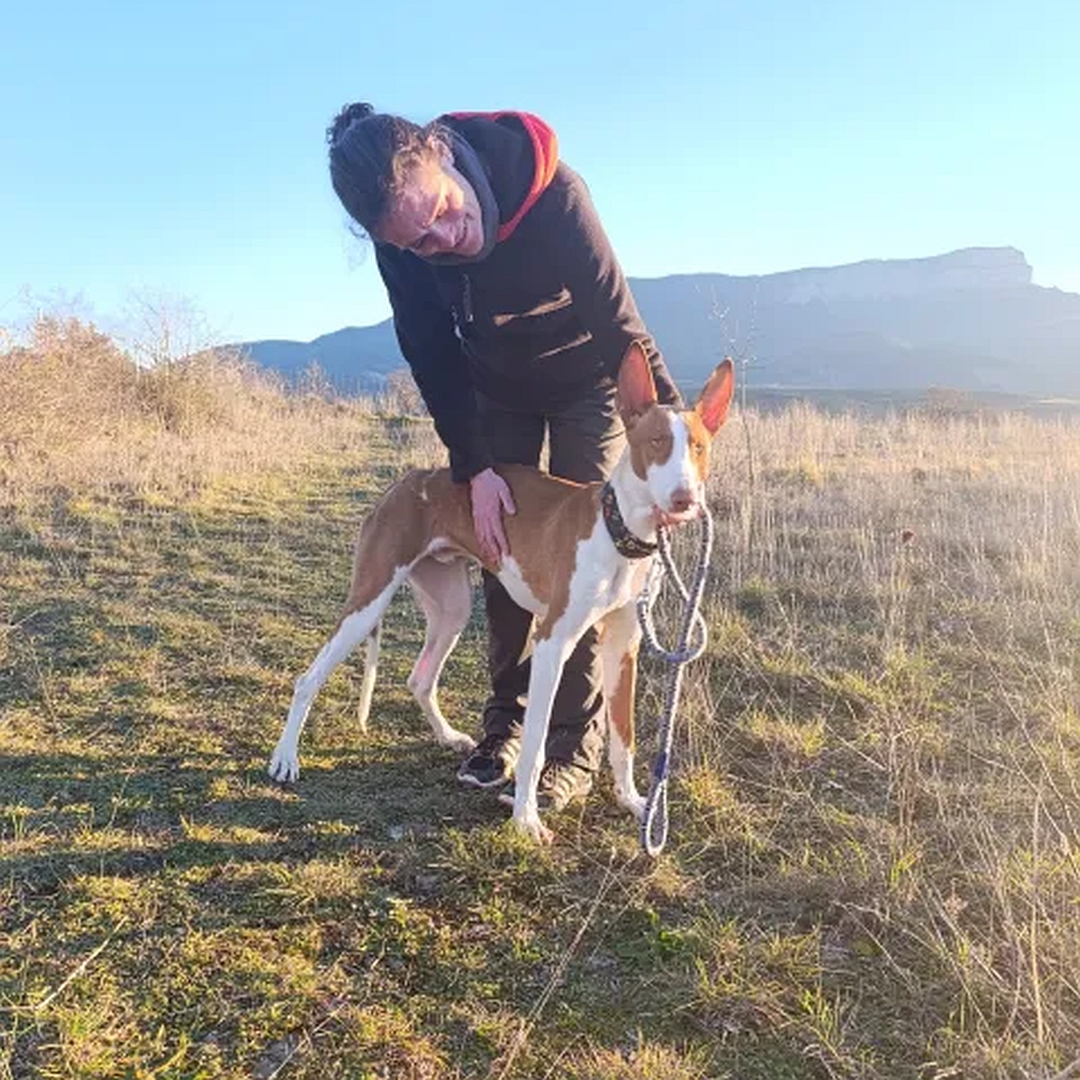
[490,286,573,331]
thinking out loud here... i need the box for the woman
[327,103,681,811]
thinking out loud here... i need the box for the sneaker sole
[456,771,511,790]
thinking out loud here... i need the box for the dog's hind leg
[269,575,403,783]
[406,555,476,752]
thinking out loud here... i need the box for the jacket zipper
[461,273,474,324]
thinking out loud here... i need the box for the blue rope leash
[636,507,714,857]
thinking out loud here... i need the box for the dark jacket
[375,112,681,482]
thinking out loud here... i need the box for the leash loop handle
[641,764,670,858]
[638,505,715,858]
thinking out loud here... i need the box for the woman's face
[377,150,484,259]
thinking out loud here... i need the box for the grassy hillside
[2,319,1078,1078]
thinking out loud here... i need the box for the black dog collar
[600,482,658,559]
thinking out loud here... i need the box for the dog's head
[617,341,734,523]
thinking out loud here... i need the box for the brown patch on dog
[342,471,445,614]
[502,467,604,641]
[675,357,736,491]
[616,340,658,420]
[683,409,713,488]
[616,340,675,482]
[627,406,675,482]
[609,651,637,752]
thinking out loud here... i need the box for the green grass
[2,401,1080,1078]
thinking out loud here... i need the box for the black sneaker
[498,759,595,812]
[456,732,522,789]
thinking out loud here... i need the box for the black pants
[477,381,625,772]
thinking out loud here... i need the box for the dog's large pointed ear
[616,341,658,424]
[695,358,735,436]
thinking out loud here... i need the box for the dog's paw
[443,729,477,754]
[268,746,300,784]
[616,789,648,822]
[513,809,554,846]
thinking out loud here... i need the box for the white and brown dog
[269,342,734,843]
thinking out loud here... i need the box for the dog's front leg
[512,633,577,844]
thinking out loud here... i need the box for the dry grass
[0,316,442,509]
[1,319,1079,1078]
[676,401,1080,1076]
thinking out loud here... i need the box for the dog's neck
[605,451,662,552]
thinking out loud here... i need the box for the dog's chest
[605,556,652,608]
[565,536,653,617]
[495,534,651,628]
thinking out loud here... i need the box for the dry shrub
[377,368,428,417]
[0,316,382,507]
[131,351,277,435]
[1,317,137,452]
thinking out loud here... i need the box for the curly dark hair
[327,103,449,236]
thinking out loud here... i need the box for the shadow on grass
[0,738,512,892]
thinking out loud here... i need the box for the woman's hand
[469,467,516,564]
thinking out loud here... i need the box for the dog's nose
[669,488,694,514]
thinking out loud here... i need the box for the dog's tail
[356,619,381,732]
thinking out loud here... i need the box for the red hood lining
[444,111,559,242]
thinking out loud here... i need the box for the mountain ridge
[236,247,1080,396]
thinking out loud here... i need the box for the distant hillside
[237,247,1080,397]
[240,321,401,394]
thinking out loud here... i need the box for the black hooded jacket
[374,112,681,482]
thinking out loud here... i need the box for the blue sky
[3,0,1077,345]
